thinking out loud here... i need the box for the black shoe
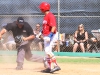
[41,68,51,73]
[50,66,61,73]
[16,66,23,70]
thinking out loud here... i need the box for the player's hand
[22,37,27,41]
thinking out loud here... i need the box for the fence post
[58,0,60,52]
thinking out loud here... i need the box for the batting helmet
[39,2,50,12]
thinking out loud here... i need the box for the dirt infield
[0,62,100,75]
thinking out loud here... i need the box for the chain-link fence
[0,0,100,52]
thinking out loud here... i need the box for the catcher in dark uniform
[0,17,43,70]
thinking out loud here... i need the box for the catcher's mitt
[15,35,23,44]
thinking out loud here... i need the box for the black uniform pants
[16,43,43,66]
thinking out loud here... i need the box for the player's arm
[23,23,35,41]
[51,26,56,33]
[48,26,56,39]
[49,14,56,33]
[0,29,7,39]
[23,35,35,41]
[48,14,57,38]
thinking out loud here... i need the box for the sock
[46,58,51,69]
[51,57,58,67]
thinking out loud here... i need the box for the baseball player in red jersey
[39,2,61,73]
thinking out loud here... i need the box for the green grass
[0,56,100,64]
[57,57,100,64]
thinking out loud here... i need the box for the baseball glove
[15,35,23,44]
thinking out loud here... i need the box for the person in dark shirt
[0,17,43,70]
[73,24,88,52]
[32,24,43,51]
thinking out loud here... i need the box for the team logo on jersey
[23,30,26,32]
[43,20,47,24]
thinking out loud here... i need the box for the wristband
[48,32,53,38]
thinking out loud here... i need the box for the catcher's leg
[16,46,25,70]
[24,45,44,62]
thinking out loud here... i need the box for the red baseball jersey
[42,12,56,36]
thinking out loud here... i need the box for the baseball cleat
[16,66,23,70]
[41,68,51,73]
[50,66,61,73]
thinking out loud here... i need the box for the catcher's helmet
[39,2,50,12]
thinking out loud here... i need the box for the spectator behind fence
[5,33,16,50]
[87,36,98,52]
[52,32,59,52]
[32,24,43,51]
[1,24,16,50]
[73,24,88,53]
